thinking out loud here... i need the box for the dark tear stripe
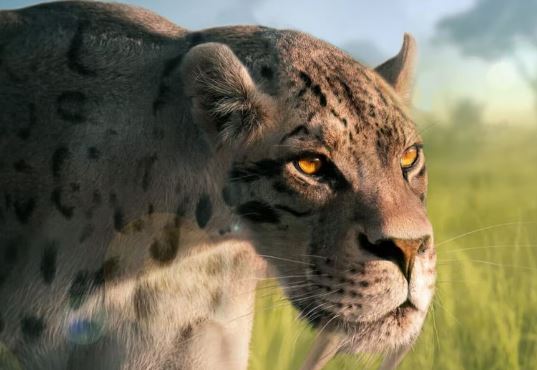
[20,315,45,341]
[14,198,36,224]
[40,242,57,284]
[67,22,96,76]
[237,201,280,224]
[153,53,185,115]
[195,194,212,229]
[140,154,158,191]
[230,159,282,183]
[279,125,309,144]
[57,91,87,123]
[274,204,312,217]
[416,165,427,178]
[17,103,37,140]
[51,187,74,219]
[51,146,70,178]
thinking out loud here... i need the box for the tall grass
[249,124,537,369]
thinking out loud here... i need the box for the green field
[249,124,537,370]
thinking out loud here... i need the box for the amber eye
[296,157,323,175]
[401,146,419,169]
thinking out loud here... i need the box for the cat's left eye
[295,157,323,175]
[401,145,419,170]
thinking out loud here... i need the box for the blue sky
[3,0,535,124]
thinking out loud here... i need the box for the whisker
[437,258,537,271]
[441,243,537,253]
[257,254,311,266]
[435,221,536,247]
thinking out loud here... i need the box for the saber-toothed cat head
[181,31,435,354]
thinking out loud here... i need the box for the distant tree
[450,98,485,128]
[436,0,537,111]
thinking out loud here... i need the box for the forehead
[281,49,418,164]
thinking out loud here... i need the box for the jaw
[292,297,429,354]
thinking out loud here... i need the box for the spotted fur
[0,2,435,370]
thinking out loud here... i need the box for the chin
[292,296,430,354]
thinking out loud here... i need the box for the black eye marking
[289,153,350,191]
[274,204,312,217]
[237,201,280,224]
[230,159,283,183]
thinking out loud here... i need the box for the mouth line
[297,297,420,328]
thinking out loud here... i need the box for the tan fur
[0,2,435,369]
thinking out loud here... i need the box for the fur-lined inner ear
[374,33,416,106]
[181,42,275,146]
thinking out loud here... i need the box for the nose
[358,233,429,280]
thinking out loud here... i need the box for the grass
[249,124,537,370]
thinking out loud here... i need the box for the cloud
[435,0,537,59]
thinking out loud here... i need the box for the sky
[3,0,535,124]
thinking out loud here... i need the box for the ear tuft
[374,33,417,106]
[181,42,274,146]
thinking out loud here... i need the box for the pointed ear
[374,33,417,106]
[180,42,275,147]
